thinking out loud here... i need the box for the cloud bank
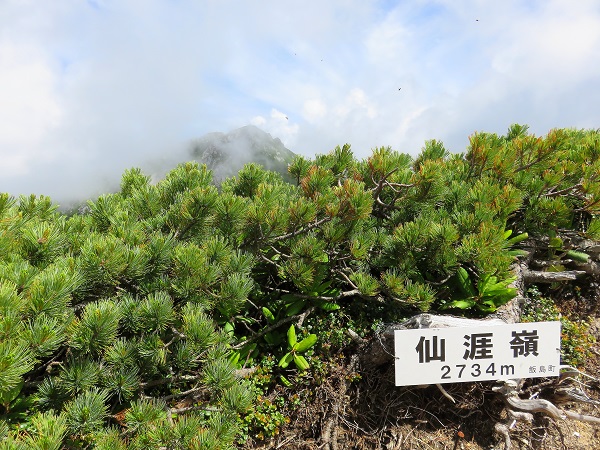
[1,0,599,204]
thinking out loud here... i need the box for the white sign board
[394,321,561,386]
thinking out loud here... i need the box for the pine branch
[139,374,202,389]
[335,269,356,287]
[168,404,219,415]
[545,183,583,198]
[575,196,600,212]
[370,167,400,199]
[270,216,332,243]
[257,252,278,267]
[370,168,413,214]
[173,218,199,241]
[159,385,208,402]
[31,348,66,377]
[163,327,186,348]
[514,153,549,173]
[293,289,361,302]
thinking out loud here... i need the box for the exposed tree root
[493,380,566,420]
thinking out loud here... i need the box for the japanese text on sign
[394,321,560,386]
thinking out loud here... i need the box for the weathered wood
[493,379,600,425]
[493,380,565,420]
[523,269,586,283]
[572,259,600,276]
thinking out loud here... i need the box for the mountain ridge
[189,124,296,183]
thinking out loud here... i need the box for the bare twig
[270,216,332,243]
[436,384,456,403]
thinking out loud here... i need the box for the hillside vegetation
[0,124,599,449]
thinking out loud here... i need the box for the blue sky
[1,0,599,203]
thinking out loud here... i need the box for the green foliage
[278,325,317,371]
[441,267,516,313]
[0,411,67,450]
[202,358,236,392]
[239,394,289,442]
[522,287,596,367]
[125,398,167,433]
[64,388,109,438]
[586,217,600,239]
[69,299,122,355]
[0,341,34,411]
[0,125,598,447]
[22,411,67,450]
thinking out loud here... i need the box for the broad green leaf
[477,304,497,313]
[313,299,340,311]
[312,279,333,293]
[278,352,293,368]
[456,268,476,298]
[443,299,476,310]
[223,321,235,337]
[228,352,241,366]
[505,232,528,246]
[566,250,589,262]
[0,380,23,406]
[549,236,563,249]
[482,281,515,294]
[287,325,297,347]
[295,334,317,353]
[238,343,257,360]
[477,274,492,295]
[293,354,310,370]
[279,375,292,387]
[263,332,281,346]
[262,307,275,323]
[285,299,306,317]
[489,290,516,305]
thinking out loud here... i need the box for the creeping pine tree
[1,126,599,447]
[224,127,599,367]
[0,165,254,449]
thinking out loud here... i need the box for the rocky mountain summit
[189,125,296,183]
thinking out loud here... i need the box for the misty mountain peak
[189,125,296,182]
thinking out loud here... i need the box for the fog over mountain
[189,125,296,184]
[45,124,295,210]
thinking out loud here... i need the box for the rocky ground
[245,280,600,450]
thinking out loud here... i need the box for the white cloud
[1,0,599,203]
[491,2,600,83]
[302,99,327,122]
[0,41,63,175]
[264,109,299,147]
[250,116,267,127]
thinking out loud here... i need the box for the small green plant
[239,395,290,441]
[278,325,317,370]
[237,360,291,443]
[441,267,516,313]
[523,287,596,367]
